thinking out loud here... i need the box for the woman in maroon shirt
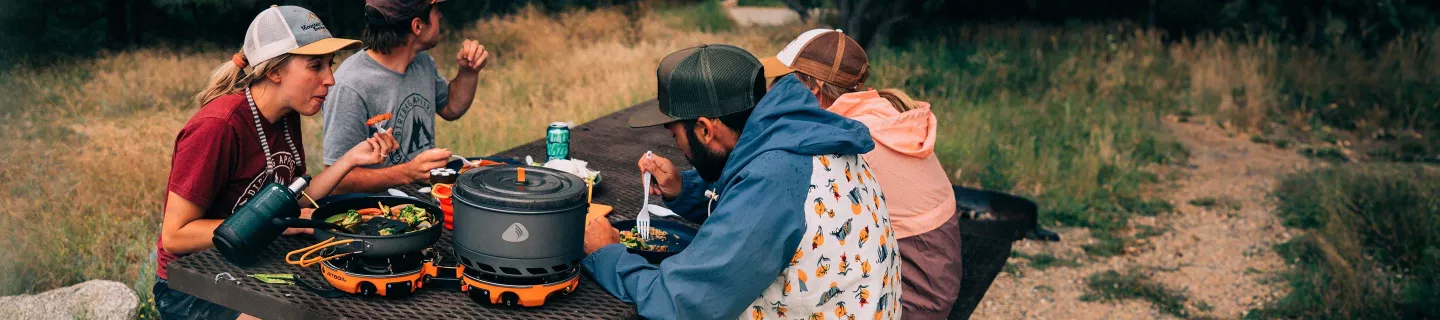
[153,6,398,320]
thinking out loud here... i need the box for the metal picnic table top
[168,102,694,320]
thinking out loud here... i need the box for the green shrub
[1012,252,1083,270]
[1253,165,1440,318]
[1083,270,1194,319]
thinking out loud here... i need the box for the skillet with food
[279,195,444,258]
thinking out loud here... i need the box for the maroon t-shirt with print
[156,93,306,279]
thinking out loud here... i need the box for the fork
[638,151,654,240]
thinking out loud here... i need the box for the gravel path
[971,117,1309,319]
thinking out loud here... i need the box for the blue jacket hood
[718,74,874,183]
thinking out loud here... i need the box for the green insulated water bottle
[213,177,309,266]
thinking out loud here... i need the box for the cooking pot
[451,165,588,280]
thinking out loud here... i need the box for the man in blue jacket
[583,44,904,320]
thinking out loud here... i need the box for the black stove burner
[462,267,579,286]
[332,252,428,276]
[358,258,401,274]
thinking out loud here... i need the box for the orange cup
[432,184,455,230]
[440,198,454,230]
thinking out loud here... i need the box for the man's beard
[685,128,730,182]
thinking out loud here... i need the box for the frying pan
[279,195,445,258]
[610,219,698,264]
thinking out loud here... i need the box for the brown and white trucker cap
[759,29,869,90]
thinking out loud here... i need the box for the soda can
[546,122,570,161]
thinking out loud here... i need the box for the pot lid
[454,165,588,212]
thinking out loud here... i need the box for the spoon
[449,154,478,167]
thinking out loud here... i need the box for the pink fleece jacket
[825,90,956,239]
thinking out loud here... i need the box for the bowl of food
[610,219,697,264]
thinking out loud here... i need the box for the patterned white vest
[742,154,903,320]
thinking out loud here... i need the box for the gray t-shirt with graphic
[322,50,448,167]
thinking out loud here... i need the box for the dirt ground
[971,116,1313,319]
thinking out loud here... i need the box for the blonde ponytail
[877,88,921,112]
[193,51,296,107]
[794,72,857,108]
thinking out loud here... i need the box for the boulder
[0,280,139,320]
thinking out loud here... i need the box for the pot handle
[285,237,364,268]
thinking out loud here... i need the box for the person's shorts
[897,213,964,320]
[153,276,241,320]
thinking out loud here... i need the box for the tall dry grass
[0,50,204,299]
[1171,34,1280,129]
[425,6,799,157]
[1171,31,1440,132]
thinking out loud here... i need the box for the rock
[0,280,139,320]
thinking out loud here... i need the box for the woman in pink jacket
[762,29,962,320]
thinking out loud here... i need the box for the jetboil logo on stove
[502,223,530,243]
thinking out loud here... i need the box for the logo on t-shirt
[233,151,301,213]
[388,93,435,165]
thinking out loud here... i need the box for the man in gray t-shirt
[322,0,489,193]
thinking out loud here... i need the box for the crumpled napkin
[529,157,601,183]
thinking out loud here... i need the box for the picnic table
[169,100,1059,320]
[168,103,693,320]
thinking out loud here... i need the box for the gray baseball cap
[628,44,767,128]
[242,5,361,65]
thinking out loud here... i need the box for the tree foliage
[0,0,639,67]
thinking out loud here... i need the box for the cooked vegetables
[322,203,435,236]
[324,210,363,230]
[619,227,673,252]
[365,113,392,126]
